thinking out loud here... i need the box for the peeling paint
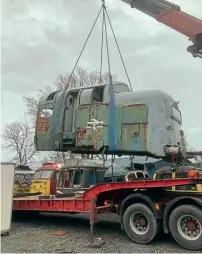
[36,117,49,135]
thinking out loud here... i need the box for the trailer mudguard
[163,196,202,234]
[119,193,162,230]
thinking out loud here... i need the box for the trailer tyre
[169,205,202,251]
[123,203,159,244]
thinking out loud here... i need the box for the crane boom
[121,0,202,58]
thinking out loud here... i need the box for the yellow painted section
[196,184,202,192]
[14,180,51,195]
[13,184,31,195]
[172,172,175,191]
[152,171,202,193]
[30,180,50,195]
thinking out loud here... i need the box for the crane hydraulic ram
[121,0,202,58]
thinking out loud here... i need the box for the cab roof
[39,162,64,170]
[61,158,108,170]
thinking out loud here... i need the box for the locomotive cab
[35,80,184,161]
[30,162,64,195]
[56,158,108,194]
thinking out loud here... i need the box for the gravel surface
[1,212,202,253]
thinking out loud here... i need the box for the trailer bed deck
[13,194,83,201]
[13,178,202,213]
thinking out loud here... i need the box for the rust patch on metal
[133,131,139,137]
[79,105,89,110]
[77,127,92,146]
[77,127,101,151]
[93,129,101,150]
[36,117,49,134]
[143,123,148,145]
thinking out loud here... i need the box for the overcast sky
[1,0,202,161]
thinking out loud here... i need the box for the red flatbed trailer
[13,178,202,251]
[12,178,200,212]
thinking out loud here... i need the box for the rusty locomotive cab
[56,158,108,196]
[35,80,184,161]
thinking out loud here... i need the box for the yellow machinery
[13,162,63,196]
[29,179,51,195]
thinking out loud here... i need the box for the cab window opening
[65,171,70,181]
[34,170,43,179]
[58,172,63,187]
[34,170,52,179]
[90,171,95,185]
[41,170,53,179]
[74,170,82,185]
[79,86,104,105]
[171,106,182,124]
[92,87,103,103]
[46,91,58,101]
[39,108,53,117]
[114,84,130,93]
[53,171,59,180]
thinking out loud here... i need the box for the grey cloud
[2,39,72,93]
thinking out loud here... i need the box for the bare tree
[40,151,75,164]
[24,66,116,121]
[2,121,37,166]
[55,66,116,90]
[24,86,53,125]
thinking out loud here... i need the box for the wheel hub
[177,215,202,241]
[130,212,149,235]
[139,217,147,227]
[187,220,197,231]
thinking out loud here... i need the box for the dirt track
[1,213,202,253]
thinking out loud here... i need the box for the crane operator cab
[35,80,185,162]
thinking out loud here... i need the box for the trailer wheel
[123,203,159,244]
[169,205,202,251]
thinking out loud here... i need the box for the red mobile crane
[121,0,202,58]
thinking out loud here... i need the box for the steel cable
[54,0,132,135]
[54,6,103,134]
[105,9,133,91]
[99,8,105,83]
[65,5,103,90]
